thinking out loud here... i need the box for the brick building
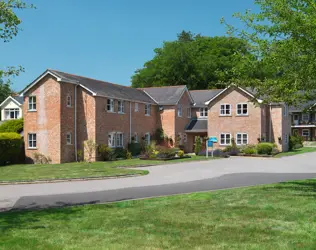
[21,69,290,163]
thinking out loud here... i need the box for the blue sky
[1,0,258,91]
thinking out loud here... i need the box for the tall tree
[131,31,259,90]
[222,0,316,105]
[0,0,34,102]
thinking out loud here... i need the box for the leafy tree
[132,31,259,90]
[222,0,316,105]
[0,0,35,103]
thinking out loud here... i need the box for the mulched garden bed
[235,153,276,158]
[139,156,192,161]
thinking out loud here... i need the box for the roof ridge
[190,89,223,92]
[139,85,186,89]
[49,69,133,90]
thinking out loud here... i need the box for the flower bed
[139,156,191,161]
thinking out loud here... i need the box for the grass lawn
[1,179,316,249]
[0,156,213,182]
[275,146,316,158]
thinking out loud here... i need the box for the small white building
[0,96,24,121]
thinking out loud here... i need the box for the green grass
[0,156,213,182]
[275,147,316,158]
[1,179,316,249]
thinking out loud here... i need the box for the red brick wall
[207,87,263,149]
[24,75,61,164]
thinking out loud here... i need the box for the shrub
[143,141,156,157]
[33,152,52,164]
[242,144,257,155]
[223,139,239,156]
[128,142,142,156]
[177,150,184,158]
[114,147,127,159]
[256,143,275,155]
[77,149,83,162]
[289,135,303,150]
[126,150,132,160]
[156,146,177,158]
[0,119,23,133]
[0,132,23,165]
[194,136,202,155]
[98,144,116,161]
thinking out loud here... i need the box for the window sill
[219,115,232,117]
[67,106,73,108]
[27,147,37,150]
[118,112,125,115]
[107,110,115,113]
[28,110,37,112]
[236,114,249,117]
[145,114,151,116]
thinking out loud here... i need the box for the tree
[0,0,34,103]
[222,0,316,105]
[131,31,259,90]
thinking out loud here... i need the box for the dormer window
[67,94,72,107]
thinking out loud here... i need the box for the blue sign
[209,137,218,143]
[207,141,213,147]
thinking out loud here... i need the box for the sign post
[208,137,218,158]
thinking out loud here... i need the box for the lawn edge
[0,172,148,185]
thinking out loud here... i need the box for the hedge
[256,143,275,155]
[128,142,142,156]
[0,132,23,165]
[0,118,24,133]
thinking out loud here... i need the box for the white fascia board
[0,96,22,107]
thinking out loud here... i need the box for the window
[183,133,187,143]
[144,133,150,145]
[135,103,139,112]
[302,129,310,137]
[220,104,231,116]
[236,133,248,145]
[220,133,231,145]
[134,132,138,143]
[236,103,248,116]
[28,96,36,111]
[28,133,37,149]
[199,108,208,117]
[145,104,151,116]
[67,94,72,107]
[66,133,72,145]
[302,113,309,121]
[107,99,114,112]
[177,105,182,117]
[187,107,191,118]
[4,108,19,120]
[108,132,124,148]
[118,100,124,113]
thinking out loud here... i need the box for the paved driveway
[1,153,316,211]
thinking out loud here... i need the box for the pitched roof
[140,85,190,105]
[185,119,208,132]
[289,100,316,112]
[21,69,155,104]
[0,95,24,107]
[190,89,223,107]
[49,70,155,104]
[12,96,24,104]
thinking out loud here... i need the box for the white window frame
[302,129,310,137]
[135,103,139,112]
[187,107,191,118]
[118,100,124,114]
[302,113,309,122]
[145,104,151,116]
[107,99,114,112]
[144,132,150,145]
[28,96,36,111]
[66,132,72,145]
[199,107,208,117]
[177,105,182,117]
[4,108,19,120]
[108,132,124,148]
[28,133,37,149]
[183,133,187,143]
[134,132,138,143]
[236,133,248,145]
[220,133,231,146]
[220,104,231,116]
[236,103,248,116]
[66,94,72,107]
